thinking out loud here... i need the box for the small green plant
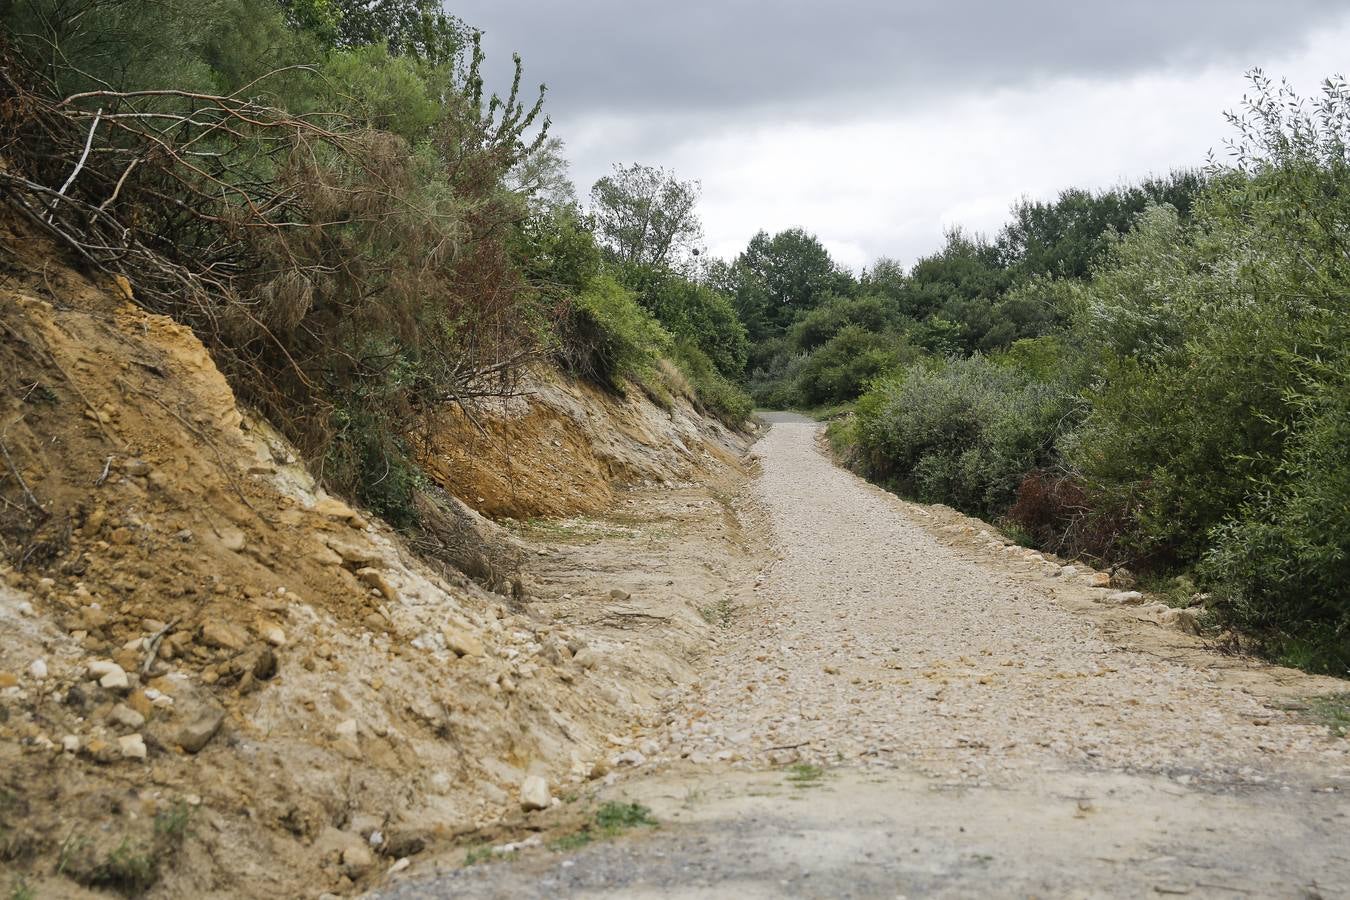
[593,802,656,832]
[549,801,656,853]
[997,520,1036,549]
[56,831,90,877]
[91,838,158,897]
[548,831,592,852]
[1138,573,1198,609]
[8,877,34,900]
[153,802,193,848]
[785,763,825,786]
[699,597,733,627]
[462,844,495,866]
[1308,694,1350,737]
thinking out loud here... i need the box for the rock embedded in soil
[440,624,484,658]
[99,666,130,692]
[200,621,249,651]
[341,841,376,878]
[519,775,551,811]
[108,703,146,730]
[118,733,147,759]
[612,749,647,768]
[357,567,399,602]
[175,699,226,753]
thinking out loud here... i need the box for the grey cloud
[454,0,1345,117]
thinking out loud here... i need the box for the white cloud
[560,14,1350,269]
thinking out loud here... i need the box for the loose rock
[200,621,248,651]
[108,703,146,730]
[176,700,226,753]
[118,733,147,760]
[519,775,551,811]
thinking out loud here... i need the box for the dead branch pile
[0,43,541,489]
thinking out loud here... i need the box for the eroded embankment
[0,222,758,899]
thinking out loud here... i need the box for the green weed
[1307,694,1350,737]
[699,597,733,627]
[785,763,825,786]
[91,838,158,897]
[548,801,656,853]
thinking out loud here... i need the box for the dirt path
[377,415,1350,898]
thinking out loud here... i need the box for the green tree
[997,170,1205,280]
[278,0,467,63]
[589,164,703,269]
[736,228,853,332]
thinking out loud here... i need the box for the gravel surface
[658,418,1347,784]
[375,417,1350,899]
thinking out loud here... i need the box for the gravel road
[376,416,1350,899]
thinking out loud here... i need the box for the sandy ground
[377,414,1350,899]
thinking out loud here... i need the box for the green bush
[556,275,671,391]
[789,294,902,351]
[673,340,753,427]
[849,355,1079,517]
[794,326,913,407]
[614,263,749,378]
[1200,359,1350,673]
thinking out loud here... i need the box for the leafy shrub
[794,326,914,407]
[744,336,807,408]
[1200,364,1350,673]
[627,270,749,378]
[789,294,902,351]
[555,275,671,391]
[849,355,1079,517]
[673,340,753,427]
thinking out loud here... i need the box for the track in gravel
[377,415,1350,899]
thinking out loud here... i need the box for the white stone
[100,666,130,691]
[519,775,551,811]
[109,703,146,729]
[28,658,47,680]
[612,749,647,768]
[118,733,147,759]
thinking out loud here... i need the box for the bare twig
[0,429,42,511]
[141,617,179,675]
[48,106,101,216]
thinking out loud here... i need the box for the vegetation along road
[378,414,1350,898]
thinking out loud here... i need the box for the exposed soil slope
[0,223,753,898]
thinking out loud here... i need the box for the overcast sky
[455,1,1350,270]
